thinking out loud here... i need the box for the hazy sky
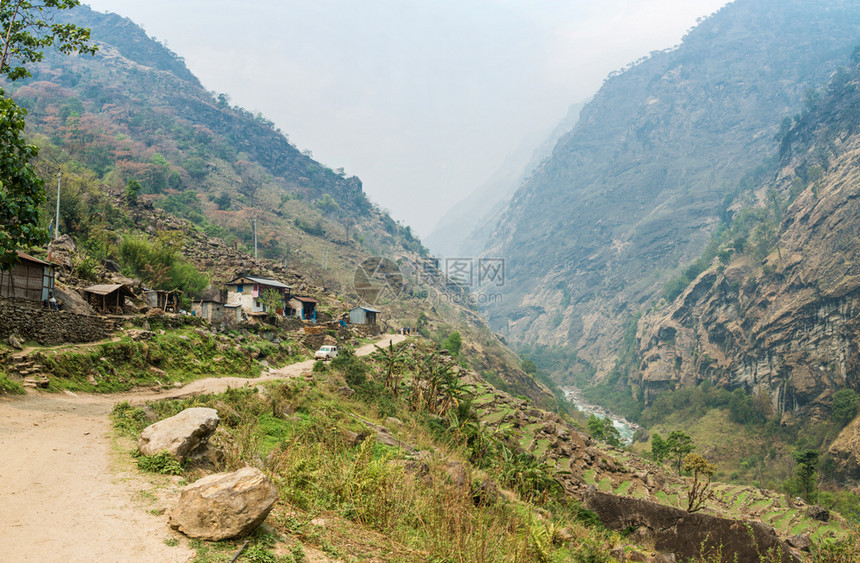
[84,0,729,236]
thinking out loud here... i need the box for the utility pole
[253,217,258,260]
[54,170,61,240]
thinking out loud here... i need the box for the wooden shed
[349,305,380,325]
[144,288,182,312]
[83,283,136,314]
[0,251,55,303]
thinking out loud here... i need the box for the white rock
[137,407,219,462]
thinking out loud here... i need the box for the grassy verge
[113,347,623,562]
[0,371,25,395]
[35,329,304,393]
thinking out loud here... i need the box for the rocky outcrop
[828,415,860,480]
[635,132,860,417]
[168,467,278,540]
[584,490,800,563]
[53,282,95,316]
[138,407,220,462]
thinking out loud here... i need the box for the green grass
[521,422,544,446]
[531,438,551,459]
[36,329,304,393]
[472,393,497,406]
[748,498,771,512]
[482,408,513,425]
[117,364,624,563]
[597,478,613,492]
[614,481,631,496]
[582,469,597,485]
[811,525,831,542]
[0,372,25,395]
[770,510,794,530]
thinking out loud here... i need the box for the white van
[314,345,339,360]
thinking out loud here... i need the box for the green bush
[832,389,858,426]
[111,401,150,437]
[119,234,208,298]
[135,451,184,475]
[442,331,462,356]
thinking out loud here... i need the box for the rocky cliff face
[480,0,860,379]
[635,66,860,419]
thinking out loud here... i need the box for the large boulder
[138,407,220,462]
[47,234,76,270]
[584,490,800,563]
[53,282,95,316]
[168,467,278,540]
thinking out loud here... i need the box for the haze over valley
[1,1,859,560]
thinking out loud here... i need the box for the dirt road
[0,334,404,563]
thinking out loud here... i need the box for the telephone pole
[54,170,61,240]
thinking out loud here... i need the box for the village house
[349,305,380,325]
[286,295,318,322]
[191,298,242,324]
[0,251,56,304]
[225,275,291,317]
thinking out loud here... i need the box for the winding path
[0,334,404,563]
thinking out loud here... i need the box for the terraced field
[467,378,854,545]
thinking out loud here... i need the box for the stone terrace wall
[0,298,112,345]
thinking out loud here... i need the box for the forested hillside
[9,5,422,281]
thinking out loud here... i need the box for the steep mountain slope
[481,0,860,379]
[635,58,860,428]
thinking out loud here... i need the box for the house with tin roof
[225,275,292,317]
[349,305,380,325]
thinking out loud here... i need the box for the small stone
[786,534,811,551]
[384,416,403,427]
[442,461,467,488]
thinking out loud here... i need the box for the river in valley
[562,386,640,445]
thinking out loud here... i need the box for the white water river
[562,386,640,445]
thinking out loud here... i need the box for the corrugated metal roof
[353,305,381,313]
[226,275,292,290]
[293,296,319,303]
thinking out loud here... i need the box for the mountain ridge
[480,0,860,380]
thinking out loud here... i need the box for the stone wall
[0,298,112,345]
